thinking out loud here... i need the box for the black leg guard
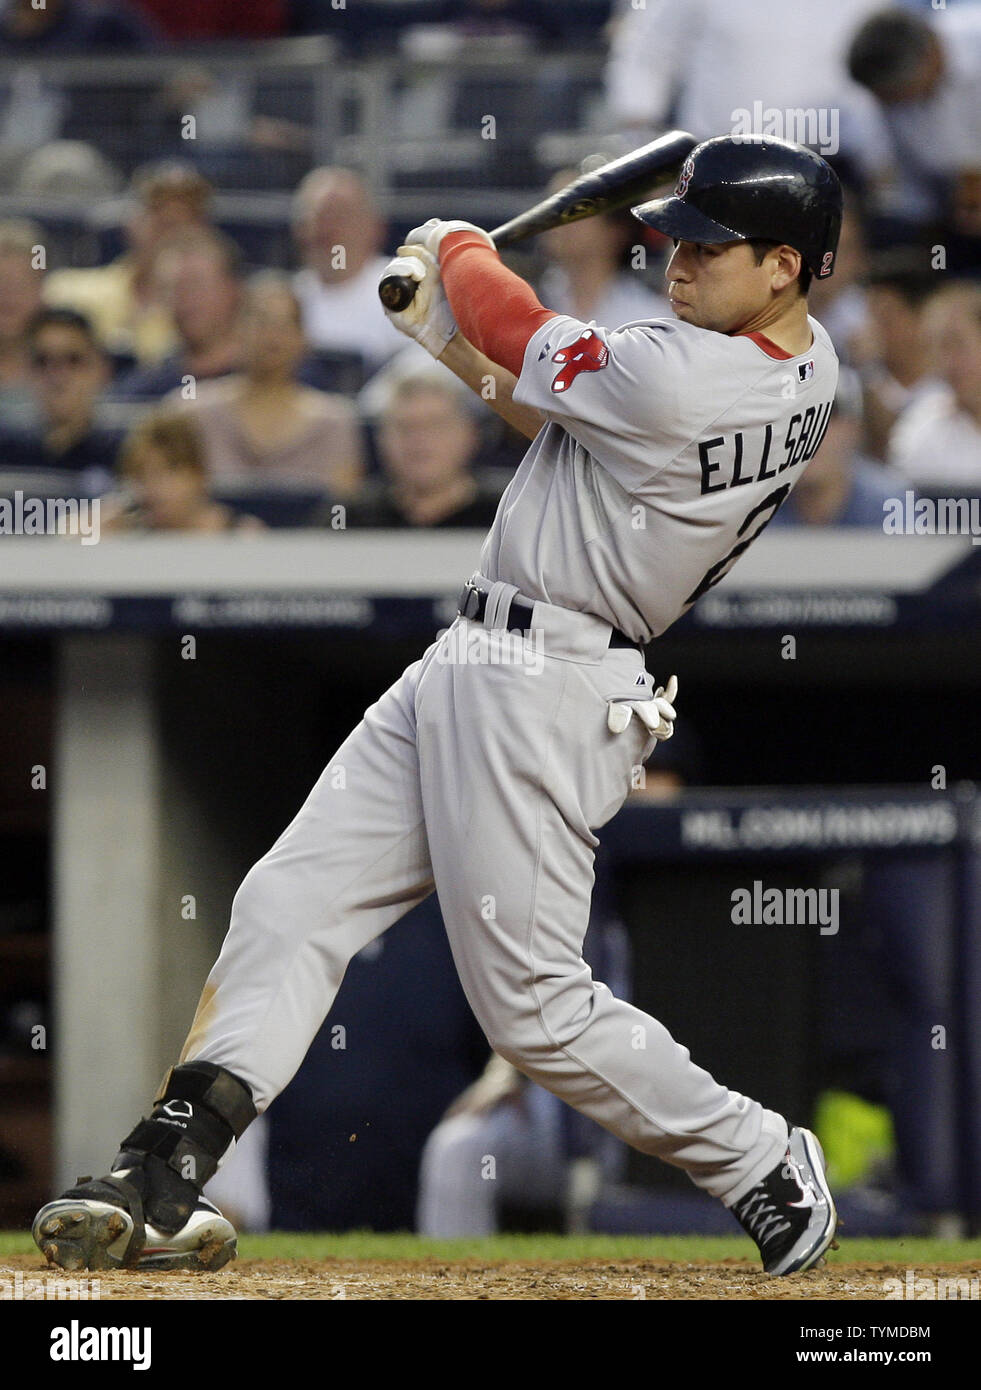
[65,1062,257,1249]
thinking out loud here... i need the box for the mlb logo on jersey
[797,360,815,382]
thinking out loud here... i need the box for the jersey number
[685,484,791,606]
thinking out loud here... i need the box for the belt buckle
[458,579,482,621]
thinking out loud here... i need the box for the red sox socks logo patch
[550,330,610,393]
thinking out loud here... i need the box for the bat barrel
[491,129,697,247]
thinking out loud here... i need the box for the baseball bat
[377,128,698,313]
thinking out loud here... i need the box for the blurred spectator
[851,249,941,459]
[0,308,119,488]
[131,0,288,40]
[385,3,587,144]
[808,198,870,364]
[539,169,670,326]
[770,369,906,527]
[155,64,255,153]
[112,231,244,400]
[356,345,532,473]
[292,167,404,378]
[166,273,364,497]
[847,6,981,266]
[102,411,263,533]
[604,0,885,175]
[417,1054,572,1235]
[336,370,505,528]
[15,140,122,200]
[0,219,45,429]
[45,162,214,369]
[0,0,156,53]
[0,69,64,180]
[138,63,314,181]
[889,283,981,490]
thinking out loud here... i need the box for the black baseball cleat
[32,1168,237,1273]
[33,1061,255,1274]
[730,1126,838,1276]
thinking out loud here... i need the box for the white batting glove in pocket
[607,674,678,742]
[379,244,457,358]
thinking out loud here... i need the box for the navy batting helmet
[632,135,843,280]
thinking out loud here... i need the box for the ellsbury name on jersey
[686,396,835,603]
[697,401,834,495]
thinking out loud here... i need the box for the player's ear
[770,245,802,293]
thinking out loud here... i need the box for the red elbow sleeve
[439,231,557,377]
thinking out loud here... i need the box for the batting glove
[404,217,496,258]
[646,674,679,741]
[378,244,457,359]
[607,674,679,741]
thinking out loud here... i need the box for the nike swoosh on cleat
[788,1181,819,1209]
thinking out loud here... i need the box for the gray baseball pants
[180,577,788,1205]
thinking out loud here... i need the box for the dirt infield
[5,1253,980,1300]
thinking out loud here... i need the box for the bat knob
[378,274,418,313]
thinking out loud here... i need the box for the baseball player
[33,136,842,1278]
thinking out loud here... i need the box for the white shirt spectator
[294,254,405,375]
[871,5,981,223]
[888,383,981,490]
[604,0,889,173]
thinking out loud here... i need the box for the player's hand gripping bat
[377,129,698,313]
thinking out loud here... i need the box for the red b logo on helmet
[676,154,695,198]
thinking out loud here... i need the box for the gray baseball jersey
[481,313,839,641]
